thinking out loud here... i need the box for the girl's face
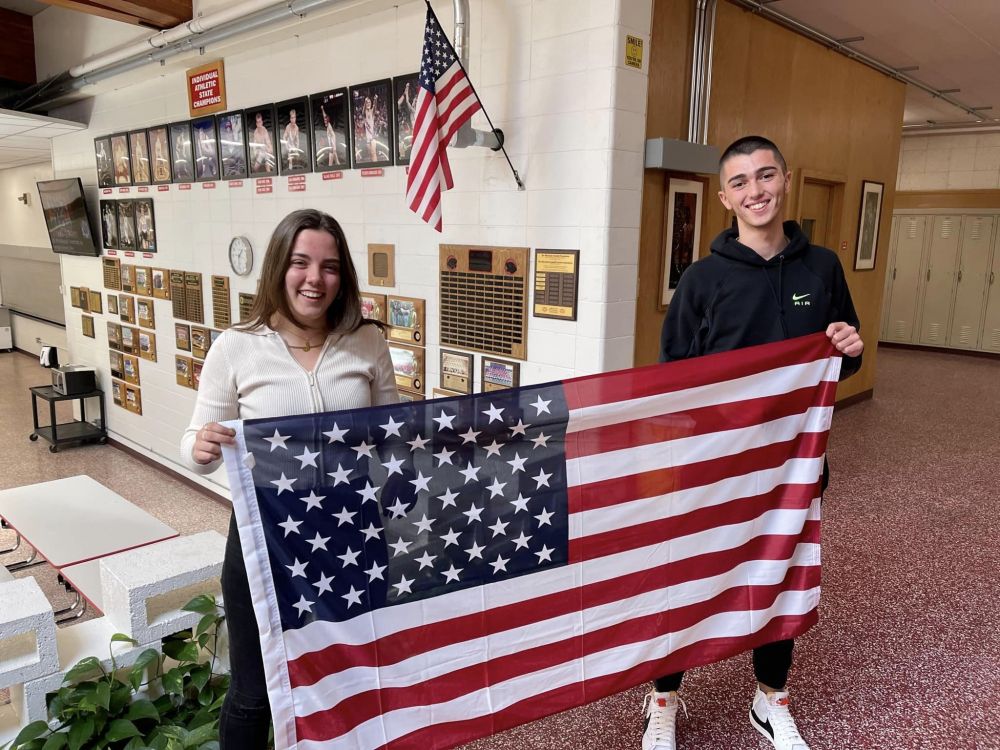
[283,229,341,328]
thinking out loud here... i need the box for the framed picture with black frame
[392,72,419,166]
[276,97,311,175]
[310,88,350,171]
[100,200,119,249]
[148,125,172,184]
[110,133,132,185]
[349,78,393,169]
[217,111,248,180]
[168,121,194,183]
[134,198,157,253]
[245,104,278,177]
[854,180,884,271]
[94,137,114,187]
[191,116,221,182]
[128,129,151,185]
[117,201,136,252]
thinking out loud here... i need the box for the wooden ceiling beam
[0,8,36,85]
[33,0,191,30]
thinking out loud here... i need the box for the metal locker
[949,215,995,349]
[882,215,928,343]
[917,215,961,346]
[981,232,1000,353]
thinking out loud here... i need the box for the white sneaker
[749,689,810,750]
[641,690,687,750]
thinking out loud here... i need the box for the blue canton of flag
[242,385,569,630]
[417,11,457,97]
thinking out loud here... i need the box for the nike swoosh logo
[791,293,811,301]
[752,711,775,738]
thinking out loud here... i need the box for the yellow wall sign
[533,249,580,321]
[186,60,227,117]
[625,35,644,70]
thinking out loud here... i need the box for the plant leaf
[103,719,141,742]
[94,680,111,711]
[64,657,103,684]
[194,614,217,638]
[41,733,69,750]
[183,722,217,748]
[124,698,160,722]
[182,594,218,615]
[161,667,184,695]
[111,633,139,646]
[68,717,94,750]
[129,649,161,690]
[10,722,49,747]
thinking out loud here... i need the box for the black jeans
[654,638,795,693]
[219,513,272,749]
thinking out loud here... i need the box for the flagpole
[425,0,525,191]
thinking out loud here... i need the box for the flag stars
[488,517,510,537]
[292,595,314,617]
[530,395,552,415]
[271,473,296,494]
[322,423,348,443]
[530,432,551,450]
[352,440,376,459]
[462,504,485,524]
[433,410,456,431]
[327,464,352,486]
[482,403,504,423]
[379,415,404,437]
[332,507,357,527]
[511,494,531,513]
[264,429,290,451]
[365,561,387,581]
[512,531,532,550]
[286,558,308,578]
[441,527,462,547]
[382,454,405,476]
[507,453,527,473]
[510,419,530,437]
[407,434,430,452]
[532,468,552,489]
[386,497,410,519]
[465,540,486,560]
[442,564,463,583]
[342,586,364,608]
[434,446,455,466]
[312,572,335,595]
[486,477,507,499]
[361,522,383,541]
[437,487,460,508]
[414,550,437,570]
[393,575,415,596]
[535,545,555,563]
[534,508,555,527]
[389,537,412,557]
[459,463,481,484]
[338,547,361,567]
[483,440,503,458]
[306,532,330,552]
[490,555,509,574]
[294,447,320,469]
[356,482,379,504]
[300,491,325,512]
[413,514,434,534]
[409,471,432,493]
[278,516,302,537]
[459,427,481,444]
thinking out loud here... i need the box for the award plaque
[82,315,95,338]
[211,275,231,329]
[386,295,425,344]
[88,290,103,314]
[134,266,153,296]
[138,330,157,362]
[360,292,386,324]
[190,326,210,360]
[137,297,155,329]
[175,323,191,351]
[78,287,90,312]
[368,243,395,287]
[389,342,424,392]
[151,268,170,300]
[120,263,136,294]
[69,287,81,308]
[124,384,142,415]
[192,360,204,390]
[440,349,473,394]
[398,390,425,402]
[120,326,138,354]
[238,293,255,323]
[111,380,125,408]
[107,322,122,350]
[432,387,464,399]
[109,350,124,380]
[107,294,119,315]
[184,272,205,324]
[170,271,187,318]
[532,249,579,321]
[175,355,193,387]
[122,353,141,385]
[119,294,136,324]
[103,257,122,290]
[481,357,520,392]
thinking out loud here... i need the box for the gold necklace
[281,331,326,352]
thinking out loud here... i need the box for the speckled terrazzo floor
[2,346,998,748]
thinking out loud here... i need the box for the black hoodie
[660,220,862,379]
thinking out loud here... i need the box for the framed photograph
[192,360,204,390]
[389,342,424,392]
[138,330,157,362]
[190,326,210,359]
[117,201,136,252]
[386,295,425,344]
[245,104,277,177]
[175,355,193,387]
[94,137,114,187]
[111,380,125,407]
[217,111,248,180]
[855,180,884,271]
[122,353,140,385]
[78,287,90,311]
[481,357,520,392]
[82,315,95,338]
[120,263,136,293]
[276,97,311,175]
[191,116,220,181]
[660,176,705,309]
[110,133,132,185]
[440,348,473,394]
[134,266,151,296]
[168,121,194,183]
[109,350,124,380]
[360,292,386,323]
[137,297,155,329]
[107,322,121,350]
[124,384,142,415]
[175,323,191,351]
[128,129,151,185]
[151,268,170,299]
[349,78,393,168]
[209,328,222,347]
[148,126,172,184]
[69,287,80,308]
[121,326,137,354]
[398,390,425,402]
[107,294,119,316]
[392,72,419,166]
[134,198,157,252]
[310,88,350,171]
[88,290,103,314]
[119,294,136,324]
[100,200,119,249]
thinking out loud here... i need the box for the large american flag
[223,333,841,750]
[405,4,482,231]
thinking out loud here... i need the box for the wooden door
[882,215,927,343]
[917,215,961,346]
[949,215,994,349]
[981,234,1000,353]
[799,180,834,246]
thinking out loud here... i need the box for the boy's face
[718,148,791,234]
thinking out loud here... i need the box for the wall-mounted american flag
[223,333,841,750]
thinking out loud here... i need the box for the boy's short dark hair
[719,135,787,174]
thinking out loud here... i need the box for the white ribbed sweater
[180,323,398,475]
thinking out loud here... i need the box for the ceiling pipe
[688,0,717,145]
[729,0,990,124]
[451,0,501,150]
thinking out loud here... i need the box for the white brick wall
[897,132,1000,191]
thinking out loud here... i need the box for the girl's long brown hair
[239,209,367,334]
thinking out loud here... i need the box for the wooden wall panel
[636,0,906,402]
[0,9,36,86]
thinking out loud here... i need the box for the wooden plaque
[103,257,122,290]
[122,353,141,385]
[169,271,187,318]
[440,348,473,394]
[107,294,119,315]
[386,295,425,344]
[175,355,193,387]
[439,244,530,360]
[78,287,90,311]
[88,290,103,314]
[124,384,142,415]
[82,315,95,338]
[481,356,520,392]
[137,297,155,329]
[368,243,396,287]
[119,294,136,324]
[107,322,121,350]
[533,249,579,321]
[111,379,125,408]
[360,292,387,323]
[389,342,424,392]
[138,330,157,362]
[192,360,204,390]
[120,326,138,354]
[134,266,153,297]
[120,264,136,293]
[398,389,425,402]
[432,387,464,399]
[190,326,210,360]
[175,323,191,351]
[184,272,204,324]
[211,275,232,329]
[109,350,124,380]
[151,268,170,300]
[238,293,256,323]
[69,287,81,308]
